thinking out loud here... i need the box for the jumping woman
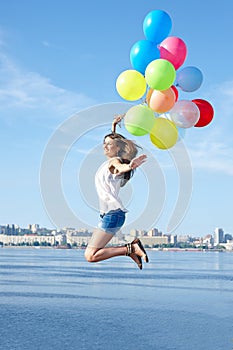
[84,115,149,269]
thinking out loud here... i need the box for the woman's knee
[84,248,96,262]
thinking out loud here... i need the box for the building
[221,241,233,251]
[140,235,169,247]
[129,229,139,238]
[203,234,214,248]
[66,232,92,247]
[0,234,56,246]
[177,235,192,243]
[170,234,177,245]
[31,224,39,233]
[147,228,160,237]
[224,233,233,242]
[214,228,224,246]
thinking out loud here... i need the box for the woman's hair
[103,132,142,185]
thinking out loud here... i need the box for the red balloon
[171,85,179,101]
[192,99,214,127]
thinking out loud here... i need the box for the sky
[0,0,233,237]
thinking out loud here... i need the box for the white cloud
[41,41,50,47]
[190,140,233,175]
[0,53,96,120]
[207,81,233,126]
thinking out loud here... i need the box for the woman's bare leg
[84,228,146,268]
[85,228,127,262]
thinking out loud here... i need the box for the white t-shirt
[95,159,128,214]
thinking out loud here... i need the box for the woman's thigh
[87,228,114,249]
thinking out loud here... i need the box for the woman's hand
[129,154,147,170]
[112,114,125,132]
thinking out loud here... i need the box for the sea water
[0,248,232,350]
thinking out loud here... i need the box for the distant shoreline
[1,246,230,253]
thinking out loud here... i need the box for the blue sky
[0,0,233,237]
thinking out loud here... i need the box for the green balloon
[124,104,155,136]
[145,59,176,91]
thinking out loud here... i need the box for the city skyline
[1,222,231,239]
[1,222,233,252]
[1,1,233,236]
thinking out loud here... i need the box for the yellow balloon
[150,117,178,149]
[116,69,147,101]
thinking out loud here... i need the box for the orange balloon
[146,88,153,105]
[149,87,176,113]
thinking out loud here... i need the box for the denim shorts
[97,209,126,234]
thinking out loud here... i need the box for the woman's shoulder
[108,157,122,166]
[96,158,120,173]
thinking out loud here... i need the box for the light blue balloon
[143,10,172,44]
[176,66,203,92]
[130,40,160,74]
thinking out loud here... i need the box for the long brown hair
[103,132,142,184]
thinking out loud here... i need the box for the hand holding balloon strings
[112,114,125,133]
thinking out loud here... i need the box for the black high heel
[133,238,149,263]
[125,242,142,270]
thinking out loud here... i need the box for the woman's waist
[100,208,128,217]
[100,208,128,214]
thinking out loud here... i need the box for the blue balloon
[176,66,203,92]
[143,10,172,44]
[130,40,160,74]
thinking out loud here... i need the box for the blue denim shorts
[97,209,126,234]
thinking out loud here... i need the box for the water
[0,248,232,350]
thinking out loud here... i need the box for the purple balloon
[176,66,203,92]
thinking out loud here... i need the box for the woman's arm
[112,114,125,133]
[109,154,147,174]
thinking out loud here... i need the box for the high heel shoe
[125,241,142,270]
[125,238,149,269]
[132,238,149,263]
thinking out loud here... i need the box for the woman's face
[103,137,120,158]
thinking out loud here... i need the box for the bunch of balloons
[115,9,214,150]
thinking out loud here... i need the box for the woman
[84,115,149,269]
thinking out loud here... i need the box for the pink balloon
[159,37,187,70]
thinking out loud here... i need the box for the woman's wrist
[129,162,135,170]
